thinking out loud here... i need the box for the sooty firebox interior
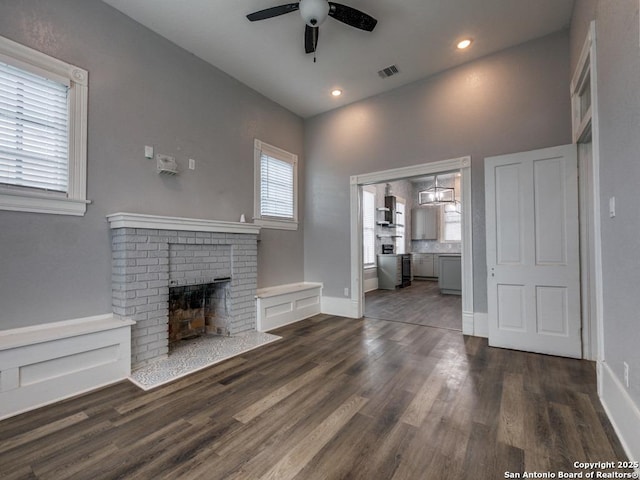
[168,279,230,350]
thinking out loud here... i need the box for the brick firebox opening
[168,279,231,350]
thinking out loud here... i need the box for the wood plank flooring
[0,315,631,480]
[365,280,462,330]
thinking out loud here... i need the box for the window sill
[364,264,377,270]
[254,218,298,231]
[0,190,90,216]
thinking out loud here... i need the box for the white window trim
[253,139,298,230]
[362,186,376,268]
[439,205,462,243]
[0,35,89,216]
[394,196,406,254]
[438,175,462,243]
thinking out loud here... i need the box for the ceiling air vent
[378,64,399,79]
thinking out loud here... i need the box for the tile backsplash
[411,240,461,254]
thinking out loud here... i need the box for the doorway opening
[349,156,475,335]
[362,174,463,331]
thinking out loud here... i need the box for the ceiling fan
[246,0,377,58]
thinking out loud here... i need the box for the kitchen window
[394,197,406,254]
[440,174,461,242]
[362,188,376,267]
[253,139,298,230]
[0,35,88,215]
[441,204,462,242]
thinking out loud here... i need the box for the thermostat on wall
[156,154,178,175]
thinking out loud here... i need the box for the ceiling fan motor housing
[299,0,329,26]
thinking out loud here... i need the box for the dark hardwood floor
[365,280,462,331]
[0,315,630,479]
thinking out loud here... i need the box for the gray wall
[0,0,304,329]
[304,31,572,309]
[571,0,640,408]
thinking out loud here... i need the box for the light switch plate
[144,145,154,159]
[189,158,195,170]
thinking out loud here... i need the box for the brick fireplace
[107,213,260,368]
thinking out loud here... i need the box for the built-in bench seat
[255,282,323,332]
[0,314,134,420]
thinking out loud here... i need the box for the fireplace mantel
[106,212,261,235]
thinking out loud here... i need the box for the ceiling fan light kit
[246,0,377,58]
[300,0,330,26]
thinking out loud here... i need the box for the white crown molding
[106,212,261,235]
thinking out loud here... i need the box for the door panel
[495,164,523,265]
[485,144,581,358]
[497,284,526,331]
[536,286,569,335]
[534,158,567,265]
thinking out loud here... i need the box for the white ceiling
[102,0,575,118]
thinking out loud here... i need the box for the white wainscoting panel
[256,283,322,332]
[0,314,134,420]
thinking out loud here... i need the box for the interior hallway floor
[365,279,462,331]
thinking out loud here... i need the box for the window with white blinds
[362,189,376,266]
[0,35,88,216]
[254,139,298,230]
[0,61,69,192]
[260,154,293,219]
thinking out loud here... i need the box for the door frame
[349,156,475,335]
[571,21,604,364]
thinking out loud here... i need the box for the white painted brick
[136,288,159,298]
[147,324,167,335]
[136,258,160,266]
[146,295,168,304]
[136,228,160,236]
[136,243,159,251]
[131,312,149,322]
[136,273,159,282]
[135,303,161,314]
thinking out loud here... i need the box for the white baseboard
[256,282,322,332]
[364,277,378,293]
[462,311,475,336]
[599,361,640,466]
[473,312,489,338]
[322,296,360,318]
[0,314,134,420]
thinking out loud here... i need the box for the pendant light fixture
[418,175,455,205]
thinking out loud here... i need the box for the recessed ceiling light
[331,89,342,97]
[457,39,473,49]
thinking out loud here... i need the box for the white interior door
[485,144,581,358]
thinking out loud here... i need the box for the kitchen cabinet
[411,207,438,240]
[412,253,438,278]
[438,255,462,295]
[377,254,402,290]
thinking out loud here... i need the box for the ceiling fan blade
[305,25,319,54]
[328,2,377,31]
[246,3,299,22]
